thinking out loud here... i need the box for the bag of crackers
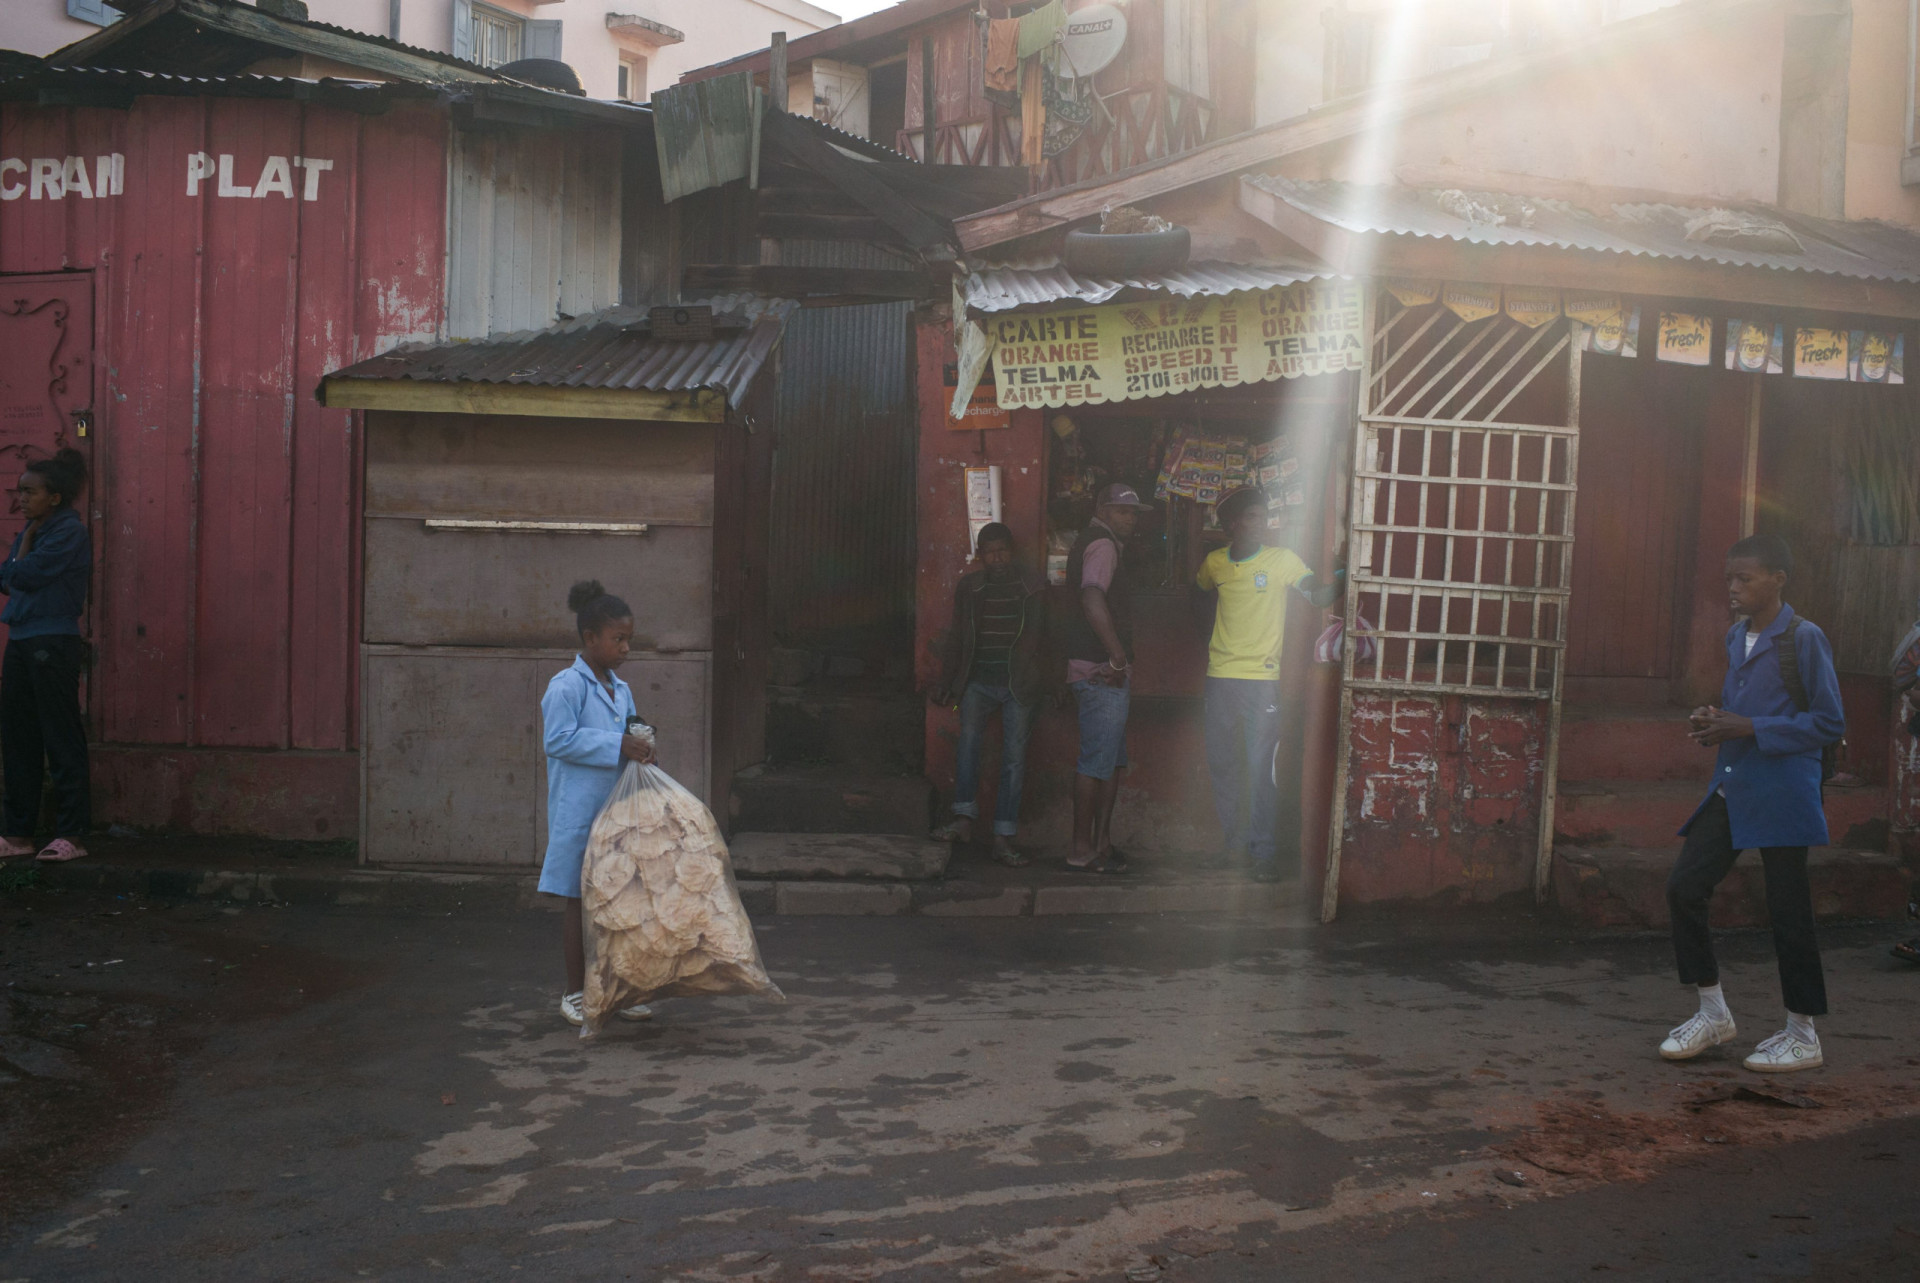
[578,725,782,1034]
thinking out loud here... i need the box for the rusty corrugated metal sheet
[769,240,917,640]
[0,93,450,760]
[326,296,795,410]
[448,124,624,339]
[961,257,1334,313]
[1247,175,1920,283]
[650,72,755,203]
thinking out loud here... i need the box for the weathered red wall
[0,96,447,837]
[1336,692,1548,903]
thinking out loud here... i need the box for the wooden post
[921,33,936,163]
[1740,378,1762,536]
[770,32,788,115]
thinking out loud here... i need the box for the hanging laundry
[984,18,1020,96]
[1016,0,1066,60]
[1042,62,1093,158]
[1019,53,1047,167]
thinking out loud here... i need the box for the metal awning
[1244,176,1920,283]
[960,258,1335,315]
[319,296,794,421]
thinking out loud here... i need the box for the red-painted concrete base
[1555,781,1890,850]
[1552,845,1912,930]
[91,746,358,842]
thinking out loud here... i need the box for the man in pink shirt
[1060,484,1151,873]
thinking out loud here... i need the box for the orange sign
[945,363,1010,430]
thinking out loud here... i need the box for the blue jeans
[1070,677,1130,780]
[953,682,1035,836]
[1205,676,1284,866]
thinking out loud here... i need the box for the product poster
[1723,320,1784,374]
[1440,281,1501,323]
[1849,330,1905,384]
[1569,296,1639,358]
[1384,278,1439,307]
[988,282,1364,410]
[1656,312,1713,365]
[1502,285,1561,329]
[1793,327,1850,380]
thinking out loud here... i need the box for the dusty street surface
[2,879,1917,1280]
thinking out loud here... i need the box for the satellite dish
[1059,3,1127,80]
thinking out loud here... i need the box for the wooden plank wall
[0,96,449,757]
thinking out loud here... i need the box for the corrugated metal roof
[324,297,796,411]
[1246,176,1920,284]
[0,65,647,122]
[961,258,1335,313]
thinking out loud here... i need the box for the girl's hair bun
[567,579,607,613]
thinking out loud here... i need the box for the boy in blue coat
[1661,535,1843,1073]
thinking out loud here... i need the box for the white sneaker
[617,1003,654,1022]
[1743,1030,1823,1073]
[560,991,586,1026]
[1659,1012,1737,1060]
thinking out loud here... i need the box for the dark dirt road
[2,878,1916,1280]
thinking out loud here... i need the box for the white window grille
[1344,291,1581,698]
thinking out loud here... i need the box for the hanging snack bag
[578,729,783,1034]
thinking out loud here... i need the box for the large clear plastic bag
[579,750,782,1035]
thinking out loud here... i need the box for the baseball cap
[1097,483,1152,509]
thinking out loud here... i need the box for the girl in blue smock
[543,580,656,1028]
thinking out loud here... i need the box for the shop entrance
[1029,379,1352,862]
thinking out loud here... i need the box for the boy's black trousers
[1667,792,1827,1015]
[1,635,90,840]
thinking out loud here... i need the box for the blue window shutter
[524,19,563,61]
[68,0,119,25]
[451,0,474,62]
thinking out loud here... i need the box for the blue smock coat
[1679,603,1844,850]
[539,656,638,897]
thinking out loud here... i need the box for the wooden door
[0,273,95,648]
[1565,358,1703,682]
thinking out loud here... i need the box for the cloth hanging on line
[984,18,1020,95]
[1019,53,1047,167]
[1015,0,1065,60]
[1042,62,1092,157]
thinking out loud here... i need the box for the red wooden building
[0,50,651,838]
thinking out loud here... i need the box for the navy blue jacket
[0,506,91,639]
[1679,603,1844,849]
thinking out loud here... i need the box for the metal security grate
[1322,287,1584,918]
[1346,294,1581,697]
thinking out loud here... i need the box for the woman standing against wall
[0,449,93,863]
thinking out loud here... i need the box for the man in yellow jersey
[1195,488,1344,882]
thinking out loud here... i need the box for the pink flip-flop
[1,837,37,859]
[35,838,88,863]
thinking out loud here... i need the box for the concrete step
[1557,704,1702,782]
[729,767,931,836]
[1552,845,1912,930]
[1553,780,1889,850]
[728,832,950,881]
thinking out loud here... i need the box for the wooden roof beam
[320,379,728,422]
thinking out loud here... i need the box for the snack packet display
[578,739,783,1034]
